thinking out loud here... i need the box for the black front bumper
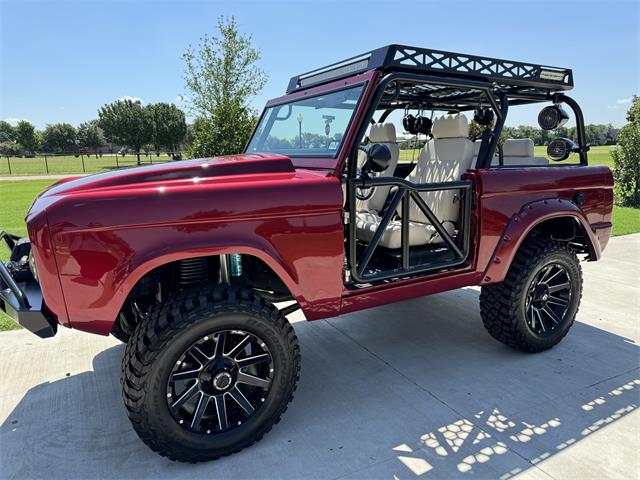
[0,231,57,338]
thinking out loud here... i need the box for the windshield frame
[245,71,379,171]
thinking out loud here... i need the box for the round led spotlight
[547,137,576,161]
[538,105,570,130]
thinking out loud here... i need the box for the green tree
[626,95,640,123]
[183,16,267,158]
[468,120,484,141]
[188,107,256,159]
[98,99,153,165]
[77,120,105,157]
[0,142,20,158]
[14,120,39,153]
[42,123,77,153]
[148,102,187,156]
[0,121,16,143]
[611,96,640,207]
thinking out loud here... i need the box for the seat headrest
[369,123,396,143]
[502,138,534,157]
[432,114,469,139]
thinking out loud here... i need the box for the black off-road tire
[111,314,132,343]
[480,238,582,353]
[121,285,301,462]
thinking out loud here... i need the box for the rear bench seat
[474,138,549,167]
[495,139,548,166]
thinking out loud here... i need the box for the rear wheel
[480,239,582,352]
[122,285,300,462]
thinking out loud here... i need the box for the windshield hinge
[343,268,352,283]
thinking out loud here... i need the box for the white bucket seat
[354,123,400,213]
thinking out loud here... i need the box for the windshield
[246,85,364,158]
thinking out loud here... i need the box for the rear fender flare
[481,198,599,285]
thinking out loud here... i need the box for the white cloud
[3,117,29,126]
[616,97,633,104]
[118,95,143,104]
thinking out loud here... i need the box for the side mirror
[547,137,578,161]
[362,143,392,173]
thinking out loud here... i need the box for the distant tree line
[497,123,618,146]
[0,101,188,165]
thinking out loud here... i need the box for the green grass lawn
[0,153,175,176]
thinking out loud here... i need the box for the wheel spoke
[237,353,271,369]
[190,392,210,430]
[188,345,210,366]
[547,295,569,307]
[528,305,536,330]
[214,395,228,431]
[535,308,546,333]
[542,305,562,324]
[538,265,554,283]
[171,382,199,410]
[237,372,271,389]
[543,267,563,285]
[227,334,252,359]
[172,368,201,382]
[228,386,255,415]
[214,332,227,357]
[548,282,570,294]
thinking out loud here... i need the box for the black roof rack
[286,45,573,94]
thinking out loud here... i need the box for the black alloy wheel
[524,263,572,336]
[166,329,274,434]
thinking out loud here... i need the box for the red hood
[42,153,295,197]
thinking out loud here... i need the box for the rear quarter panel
[472,165,613,284]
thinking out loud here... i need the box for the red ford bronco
[1,45,613,462]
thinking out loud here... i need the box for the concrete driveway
[1,235,638,480]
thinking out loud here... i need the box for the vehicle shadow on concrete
[1,288,638,479]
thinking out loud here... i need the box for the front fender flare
[481,198,601,285]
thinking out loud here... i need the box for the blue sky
[1,0,638,129]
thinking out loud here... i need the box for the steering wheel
[355,170,376,201]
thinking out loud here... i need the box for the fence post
[6,156,11,175]
[44,154,49,174]
[81,154,86,173]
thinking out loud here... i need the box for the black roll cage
[344,71,589,284]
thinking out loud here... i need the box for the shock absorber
[219,254,242,284]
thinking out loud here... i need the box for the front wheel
[480,238,582,353]
[122,285,300,462]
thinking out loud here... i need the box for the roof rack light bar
[288,53,374,92]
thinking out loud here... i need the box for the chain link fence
[0,151,186,176]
